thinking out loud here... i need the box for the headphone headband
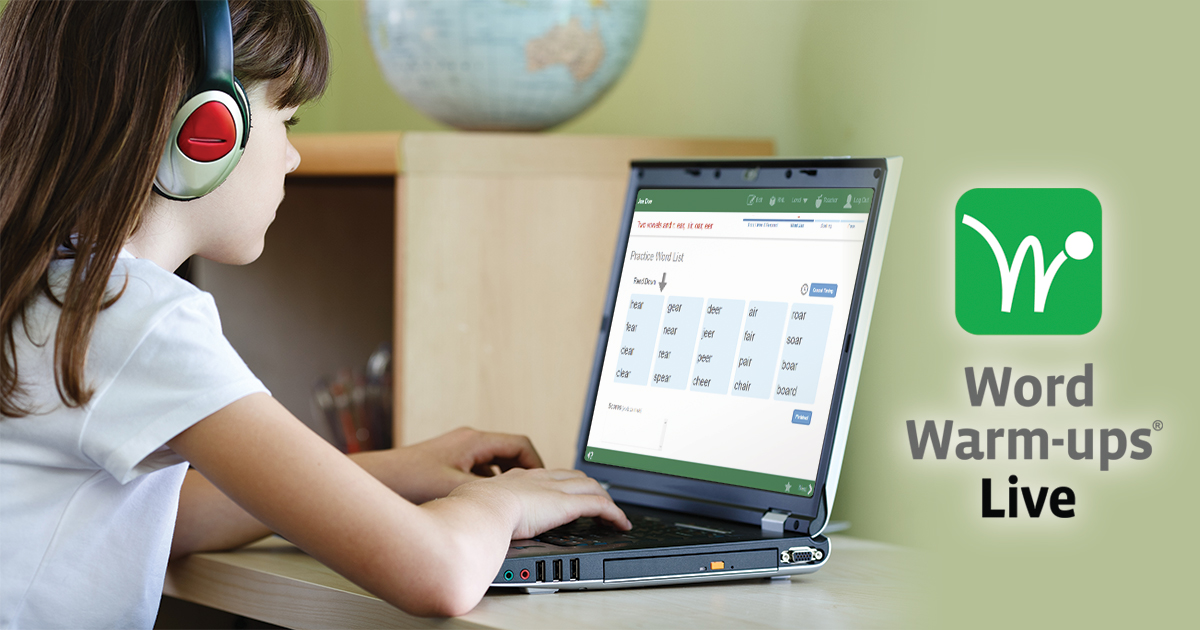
[195,0,235,94]
[153,0,251,201]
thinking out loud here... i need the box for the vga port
[782,546,824,564]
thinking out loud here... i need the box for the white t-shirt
[0,250,268,629]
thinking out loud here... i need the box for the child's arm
[343,427,548,505]
[167,392,629,617]
[172,427,555,557]
[172,468,272,558]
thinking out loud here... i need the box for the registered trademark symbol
[1152,420,1163,431]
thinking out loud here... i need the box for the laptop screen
[582,186,874,498]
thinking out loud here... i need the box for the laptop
[491,157,902,591]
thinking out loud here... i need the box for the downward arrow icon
[659,273,667,292]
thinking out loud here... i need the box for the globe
[364,0,648,131]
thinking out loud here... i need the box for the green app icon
[956,188,1101,335]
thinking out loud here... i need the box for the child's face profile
[181,80,301,266]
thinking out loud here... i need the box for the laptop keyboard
[534,514,735,547]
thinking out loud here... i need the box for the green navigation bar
[635,188,874,214]
[584,447,815,497]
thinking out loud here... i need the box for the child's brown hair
[0,0,329,417]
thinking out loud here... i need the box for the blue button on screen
[810,283,837,298]
[791,410,812,425]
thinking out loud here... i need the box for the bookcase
[194,132,774,468]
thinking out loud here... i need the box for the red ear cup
[152,2,248,200]
[176,101,236,162]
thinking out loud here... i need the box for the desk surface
[164,534,918,629]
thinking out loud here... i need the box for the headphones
[153,0,251,201]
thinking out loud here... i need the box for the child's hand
[444,467,632,540]
[351,427,544,503]
[171,394,625,615]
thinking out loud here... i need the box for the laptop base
[492,504,829,590]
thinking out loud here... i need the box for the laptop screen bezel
[574,157,890,527]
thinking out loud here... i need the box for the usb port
[535,560,545,582]
[552,559,563,582]
[569,558,580,581]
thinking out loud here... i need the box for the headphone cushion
[232,77,251,150]
[177,100,237,162]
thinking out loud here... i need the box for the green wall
[790,3,1196,628]
[303,2,1197,627]
[300,0,814,151]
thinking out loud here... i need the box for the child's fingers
[471,432,544,470]
[567,493,631,530]
[541,474,628,529]
[542,468,588,481]
[470,463,501,477]
[551,475,616,501]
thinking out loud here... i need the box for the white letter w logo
[961,215,1093,313]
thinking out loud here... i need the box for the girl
[0,1,629,627]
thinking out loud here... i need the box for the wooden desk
[163,535,917,629]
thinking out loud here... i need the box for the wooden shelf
[288,131,774,177]
[290,132,403,176]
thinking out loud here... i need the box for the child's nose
[286,139,301,174]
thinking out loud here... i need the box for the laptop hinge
[761,509,789,538]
